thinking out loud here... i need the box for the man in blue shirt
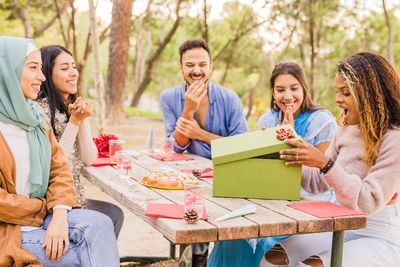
[160,39,249,267]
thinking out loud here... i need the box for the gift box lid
[211,124,300,165]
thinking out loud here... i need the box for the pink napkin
[182,169,213,178]
[149,153,194,161]
[91,157,117,167]
[145,203,208,220]
[287,201,364,218]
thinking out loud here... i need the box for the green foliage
[0,0,53,21]
[3,0,400,124]
[125,106,163,119]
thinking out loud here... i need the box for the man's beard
[185,73,208,86]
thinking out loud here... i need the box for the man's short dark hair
[179,39,211,63]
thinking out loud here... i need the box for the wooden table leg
[179,244,192,267]
[170,243,176,259]
[330,230,344,267]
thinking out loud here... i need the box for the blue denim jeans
[21,209,119,267]
[85,198,124,238]
[193,242,209,255]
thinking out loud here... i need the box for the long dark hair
[337,52,400,167]
[38,45,77,136]
[269,62,318,113]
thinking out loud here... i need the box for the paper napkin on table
[92,157,117,167]
[181,169,213,178]
[287,201,364,218]
[145,203,208,220]
[149,153,194,161]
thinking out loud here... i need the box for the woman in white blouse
[35,45,124,238]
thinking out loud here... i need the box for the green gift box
[211,124,301,200]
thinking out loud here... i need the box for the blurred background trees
[1,0,399,123]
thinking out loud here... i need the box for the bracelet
[320,158,335,174]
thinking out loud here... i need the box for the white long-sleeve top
[59,118,98,165]
[302,125,400,216]
[35,98,98,205]
[0,120,70,231]
[0,120,31,196]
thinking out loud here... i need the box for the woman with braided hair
[262,52,400,267]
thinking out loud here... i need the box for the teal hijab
[0,36,52,198]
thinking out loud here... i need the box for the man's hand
[282,106,295,128]
[176,117,202,140]
[42,209,69,262]
[175,117,222,145]
[181,80,207,119]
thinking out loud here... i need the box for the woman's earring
[273,99,278,110]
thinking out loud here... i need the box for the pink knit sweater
[302,125,400,216]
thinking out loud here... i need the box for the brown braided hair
[337,52,400,167]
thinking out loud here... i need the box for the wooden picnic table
[81,152,366,267]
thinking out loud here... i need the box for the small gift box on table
[211,124,301,200]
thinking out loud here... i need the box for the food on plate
[140,171,195,190]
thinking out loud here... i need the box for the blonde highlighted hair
[337,52,400,167]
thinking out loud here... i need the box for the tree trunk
[88,0,107,132]
[14,0,32,38]
[220,45,235,85]
[106,0,135,121]
[243,73,264,120]
[308,0,316,98]
[133,28,152,95]
[68,0,77,59]
[53,0,68,47]
[382,0,394,65]
[133,17,144,95]
[202,0,209,43]
[77,25,111,92]
[130,0,183,107]
[132,0,153,97]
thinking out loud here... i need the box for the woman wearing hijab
[36,45,124,239]
[0,36,119,266]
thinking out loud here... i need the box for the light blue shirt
[258,108,337,146]
[160,82,249,159]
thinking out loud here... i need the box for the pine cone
[184,209,199,224]
[191,169,201,179]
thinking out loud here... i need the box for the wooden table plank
[127,164,260,241]
[83,153,367,267]
[84,152,366,247]
[82,166,217,244]
[128,155,300,239]
[200,183,297,237]
[249,198,334,233]
[162,154,213,171]
[128,153,366,235]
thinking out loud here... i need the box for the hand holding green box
[211,124,302,200]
